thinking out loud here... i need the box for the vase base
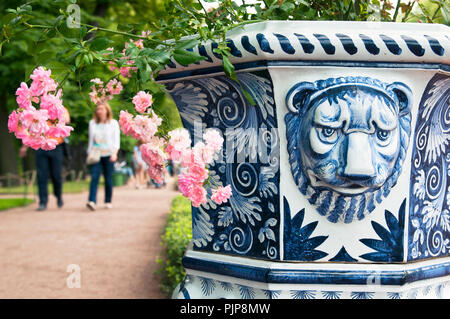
[172,249,450,299]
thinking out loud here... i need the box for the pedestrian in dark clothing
[20,108,70,211]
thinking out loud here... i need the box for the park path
[0,177,179,299]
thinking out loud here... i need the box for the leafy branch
[1,0,447,102]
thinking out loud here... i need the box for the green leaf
[173,48,205,66]
[136,56,152,83]
[21,5,32,12]
[174,38,199,50]
[280,2,296,12]
[63,50,81,64]
[79,25,87,39]
[35,50,54,64]
[222,55,256,106]
[241,87,256,106]
[140,48,171,64]
[83,53,93,65]
[75,53,84,67]
[53,15,65,27]
[89,37,111,51]
[222,55,236,80]
[124,44,140,59]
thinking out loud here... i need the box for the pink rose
[23,135,45,150]
[180,149,194,167]
[119,110,134,135]
[148,163,166,184]
[40,137,59,151]
[8,110,19,133]
[29,66,57,96]
[20,109,49,135]
[178,173,196,198]
[119,66,137,78]
[107,79,123,95]
[47,123,73,138]
[188,163,209,184]
[189,184,207,208]
[211,185,232,205]
[89,86,107,105]
[192,142,215,165]
[132,115,158,141]
[40,94,64,120]
[90,78,104,86]
[16,82,35,110]
[132,39,144,49]
[167,128,191,161]
[132,91,153,113]
[203,129,224,151]
[140,142,166,169]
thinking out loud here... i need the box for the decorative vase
[157,21,450,299]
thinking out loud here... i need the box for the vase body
[157,21,450,299]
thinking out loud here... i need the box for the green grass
[0,179,103,195]
[0,198,35,211]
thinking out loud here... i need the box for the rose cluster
[89,77,123,105]
[119,90,166,183]
[106,31,151,78]
[119,91,232,207]
[169,128,232,207]
[8,66,73,150]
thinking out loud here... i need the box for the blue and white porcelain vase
[157,21,450,299]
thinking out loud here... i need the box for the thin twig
[392,0,402,21]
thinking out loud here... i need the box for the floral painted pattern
[167,71,280,260]
[408,73,450,261]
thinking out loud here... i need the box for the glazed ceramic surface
[157,21,450,298]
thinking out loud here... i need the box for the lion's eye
[323,128,335,137]
[317,127,339,144]
[376,129,392,146]
[377,130,390,141]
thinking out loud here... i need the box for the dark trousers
[88,156,113,204]
[35,144,63,205]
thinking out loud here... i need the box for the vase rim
[158,20,449,79]
[228,20,449,34]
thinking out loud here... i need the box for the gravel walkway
[0,177,179,299]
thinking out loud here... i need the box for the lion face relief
[285,77,412,223]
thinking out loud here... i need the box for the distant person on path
[114,160,135,187]
[132,142,148,189]
[86,102,120,211]
[19,108,71,211]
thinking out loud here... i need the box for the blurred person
[133,141,148,189]
[19,108,70,211]
[86,102,120,211]
[114,160,136,187]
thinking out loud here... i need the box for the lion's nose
[343,132,375,179]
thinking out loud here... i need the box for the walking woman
[86,102,120,211]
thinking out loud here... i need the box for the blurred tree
[0,0,182,175]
